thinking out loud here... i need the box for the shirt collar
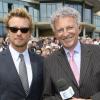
[63,40,81,55]
[9,44,28,61]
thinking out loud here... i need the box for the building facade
[0,0,100,38]
[0,0,39,37]
[38,0,100,38]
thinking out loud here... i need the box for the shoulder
[82,43,100,51]
[0,48,10,63]
[0,47,9,55]
[81,43,100,56]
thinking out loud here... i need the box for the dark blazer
[43,43,100,100]
[0,47,43,100]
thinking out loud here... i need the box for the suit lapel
[28,51,38,91]
[2,48,26,95]
[3,48,25,95]
[79,44,92,86]
[57,48,78,86]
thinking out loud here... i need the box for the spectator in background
[41,46,51,57]
[93,38,100,45]
[0,36,9,52]
[0,37,4,52]
[36,48,42,55]
[28,40,37,52]
[0,8,43,100]
[43,6,100,100]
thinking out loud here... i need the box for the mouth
[62,36,73,40]
[15,37,23,40]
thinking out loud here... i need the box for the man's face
[54,16,81,50]
[8,17,31,51]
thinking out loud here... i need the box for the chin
[63,43,74,49]
[15,44,26,47]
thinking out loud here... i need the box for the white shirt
[9,44,32,87]
[64,41,81,74]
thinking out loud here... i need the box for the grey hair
[50,6,81,32]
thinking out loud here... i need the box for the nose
[63,28,69,36]
[63,28,67,33]
[16,30,22,35]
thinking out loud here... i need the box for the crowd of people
[0,36,100,57]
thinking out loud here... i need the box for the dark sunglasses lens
[21,28,29,33]
[9,27,18,33]
[8,27,30,33]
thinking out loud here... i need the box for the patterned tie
[19,54,29,95]
[69,51,80,85]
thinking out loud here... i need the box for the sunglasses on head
[7,26,30,33]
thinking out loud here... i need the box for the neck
[11,44,27,53]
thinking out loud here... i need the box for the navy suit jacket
[43,43,100,100]
[0,47,43,100]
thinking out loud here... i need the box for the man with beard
[0,8,43,100]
